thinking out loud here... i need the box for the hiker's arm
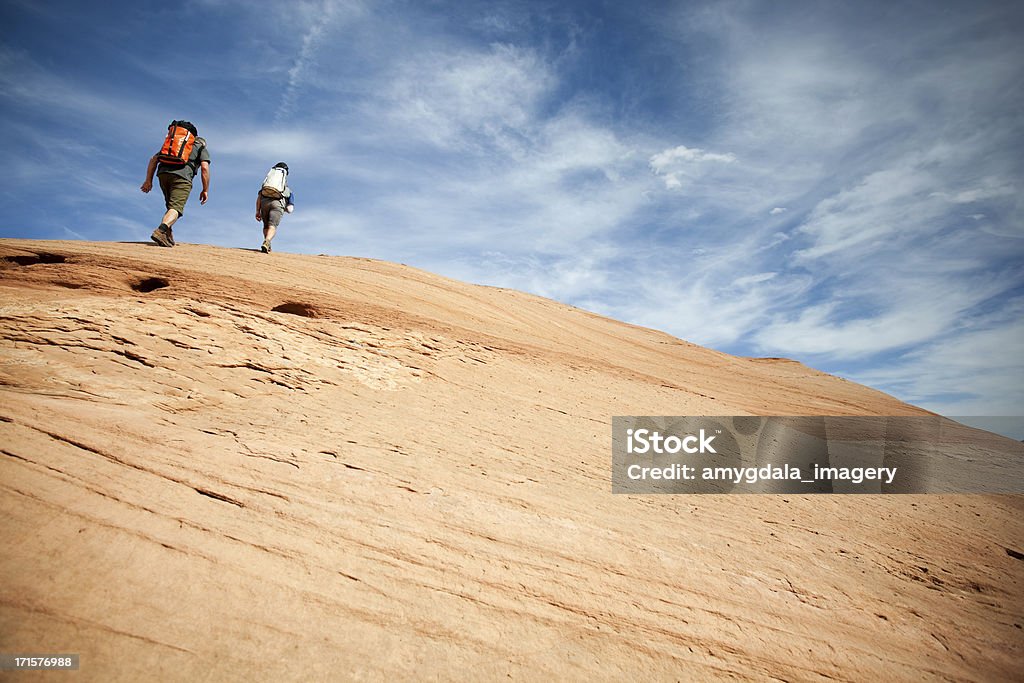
[256,193,262,220]
[140,155,158,193]
[199,160,210,204]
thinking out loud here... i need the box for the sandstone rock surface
[1,239,1021,680]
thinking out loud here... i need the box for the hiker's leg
[159,175,191,229]
[264,203,283,244]
[162,208,181,228]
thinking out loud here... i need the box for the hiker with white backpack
[256,162,294,253]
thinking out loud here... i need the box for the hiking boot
[260,240,272,253]
[151,225,174,248]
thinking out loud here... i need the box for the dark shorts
[260,196,286,228]
[159,173,193,215]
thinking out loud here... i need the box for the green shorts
[159,173,193,216]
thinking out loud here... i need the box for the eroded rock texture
[1,240,1021,681]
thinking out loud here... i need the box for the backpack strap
[188,138,207,171]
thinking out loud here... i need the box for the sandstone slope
[1,239,1021,681]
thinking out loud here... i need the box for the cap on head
[274,162,289,171]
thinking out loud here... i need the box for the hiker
[256,162,294,253]
[140,120,211,247]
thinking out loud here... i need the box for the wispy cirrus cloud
[852,300,1024,417]
[386,43,556,154]
[275,0,366,123]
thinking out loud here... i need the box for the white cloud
[628,269,813,349]
[930,177,1016,204]
[756,302,947,358]
[648,144,737,190]
[751,255,1014,358]
[386,43,555,154]
[792,162,944,263]
[649,145,737,170]
[205,128,330,164]
[854,310,1024,416]
[769,207,786,215]
[447,244,623,304]
[733,272,777,288]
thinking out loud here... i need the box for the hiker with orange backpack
[255,162,294,253]
[140,120,211,247]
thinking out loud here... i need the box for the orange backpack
[157,120,198,166]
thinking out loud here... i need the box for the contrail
[274,0,338,124]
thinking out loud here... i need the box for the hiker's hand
[200,190,208,204]
[256,212,262,221]
[140,180,152,193]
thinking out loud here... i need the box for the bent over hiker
[140,120,211,247]
[256,162,294,253]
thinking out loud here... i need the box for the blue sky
[1,0,1022,429]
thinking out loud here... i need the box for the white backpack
[261,167,287,198]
